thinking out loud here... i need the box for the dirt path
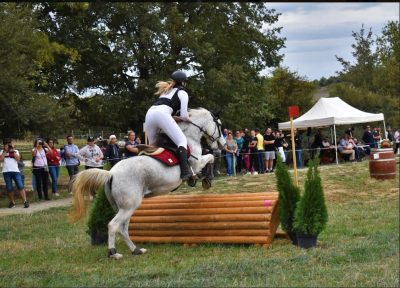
[0,197,73,217]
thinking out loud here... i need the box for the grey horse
[69,108,226,259]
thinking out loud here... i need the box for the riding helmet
[171,70,188,83]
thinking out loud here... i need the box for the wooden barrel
[369,148,396,180]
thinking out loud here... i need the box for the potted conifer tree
[293,158,328,248]
[275,155,301,245]
[87,187,116,245]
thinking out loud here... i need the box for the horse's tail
[68,169,113,223]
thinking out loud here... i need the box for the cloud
[272,3,398,40]
[263,3,399,79]
[284,37,354,54]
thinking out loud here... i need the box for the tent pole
[383,118,387,139]
[334,124,338,165]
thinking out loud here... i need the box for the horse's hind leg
[107,208,136,259]
[120,219,147,256]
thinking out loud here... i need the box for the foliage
[293,158,328,236]
[374,21,400,102]
[2,3,398,138]
[86,187,115,242]
[329,83,399,129]
[331,22,400,128]
[335,25,376,90]
[31,2,285,131]
[314,76,340,87]
[268,67,316,124]
[0,3,78,138]
[274,155,300,233]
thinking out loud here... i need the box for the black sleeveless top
[153,85,184,115]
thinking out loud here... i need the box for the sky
[264,2,399,80]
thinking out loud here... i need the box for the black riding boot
[177,146,192,180]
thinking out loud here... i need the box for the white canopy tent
[278,97,386,164]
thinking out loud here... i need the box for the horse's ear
[211,109,222,119]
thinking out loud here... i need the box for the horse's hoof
[187,178,197,187]
[109,253,123,259]
[108,248,123,259]
[202,179,211,189]
[132,247,147,256]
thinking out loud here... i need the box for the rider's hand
[173,116,183,123]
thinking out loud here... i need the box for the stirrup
[181,166,197,181]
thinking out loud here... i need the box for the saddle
[137,134,190,166]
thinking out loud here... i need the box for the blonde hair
[155,80,175,96]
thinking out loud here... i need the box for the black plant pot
[287,231,298,246]
[90,230,108,246]
[296,234,317,249]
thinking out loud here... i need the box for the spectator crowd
[1,125,399,208]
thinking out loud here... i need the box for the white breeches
[278,147,286,162]
[144,106,187,148]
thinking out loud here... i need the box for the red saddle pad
[149,146,190,166]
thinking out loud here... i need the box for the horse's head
[210,109,226,149]
[184,108,226,150]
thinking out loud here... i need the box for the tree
[268,67,316,124]
[33,2,285,132]
[335,25,376,91]
[331,23,400,128]
[375,21,400,98]
[293,158,328,236]
[274,155,300,243]
[0,3,78,138]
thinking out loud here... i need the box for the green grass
[0,161,399,287]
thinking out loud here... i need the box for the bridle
[188,112,222,144]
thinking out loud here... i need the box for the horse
[68,108,226,259]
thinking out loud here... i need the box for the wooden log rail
[129,192,279,246]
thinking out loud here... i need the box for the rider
[144,70,193,181]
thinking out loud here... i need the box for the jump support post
[129,192,280,247]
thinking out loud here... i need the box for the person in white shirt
[144,70,192,180]
[32,138,52,200]
[394,128,400,154]
[0,139,29,208]
[78,136,104,169]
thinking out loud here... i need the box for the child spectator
[104,135,121,167]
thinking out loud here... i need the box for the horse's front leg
[199,153,214,169]
[198,154,215,189]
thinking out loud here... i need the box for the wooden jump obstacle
[128,192,280,246]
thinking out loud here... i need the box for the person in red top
[46,138,61,196]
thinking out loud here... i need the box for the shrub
[293,158,328,236]
[274,154,301,233]
[86,187,116,244]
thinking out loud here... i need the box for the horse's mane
[179,107,210,133]
[188,107,209,120]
